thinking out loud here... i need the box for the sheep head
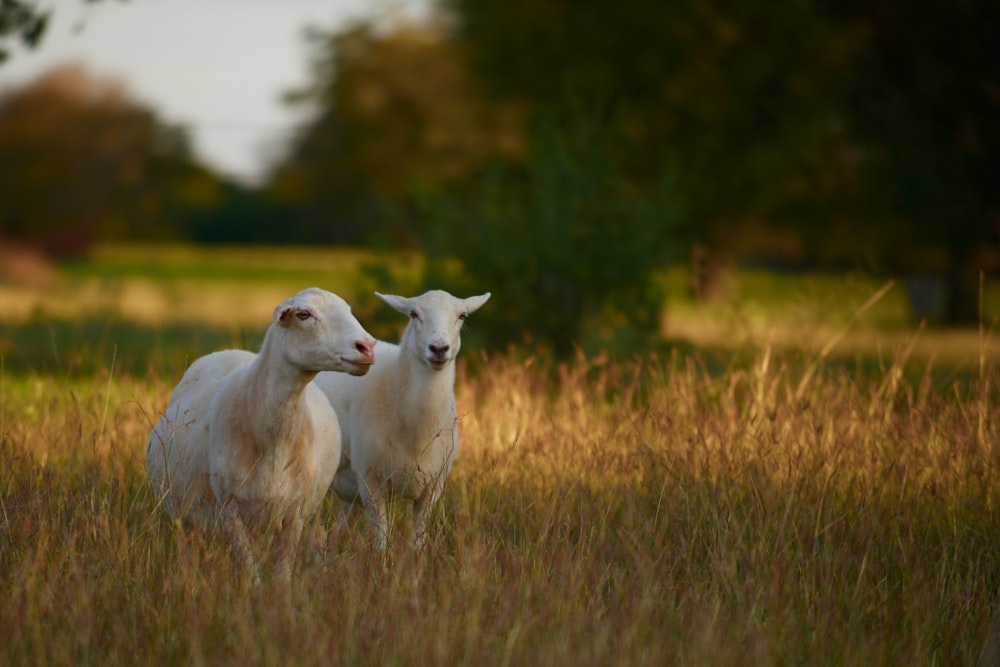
[274,287,376,376]
[376,289,491,371]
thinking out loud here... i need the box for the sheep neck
[396,326,456,416]
[242,330,316,458]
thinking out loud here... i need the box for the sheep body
[315,289,490,549]
[146,287,376,583]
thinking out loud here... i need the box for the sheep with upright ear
[314,289,490,550]
[146,287,376,585]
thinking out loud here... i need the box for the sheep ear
[375,292,412,316]
[274,304,294,327]
[463,292,491,315]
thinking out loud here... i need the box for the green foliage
[445,0,865,243]
[414,112,688,355]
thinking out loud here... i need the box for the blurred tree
[416,111,687,355]
[443,0,867,258]
[267,21,526,246]
[834,0,1000,323]
[183,181,297,245]
[0,0,117,65]
[0,64,222,253]
[443,0,999,323]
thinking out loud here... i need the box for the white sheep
[314,289,490,551]
[145,287,376,585]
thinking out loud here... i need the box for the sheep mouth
[428,357,450,370]
[341,357,375,375]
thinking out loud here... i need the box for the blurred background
[1,0,997,358]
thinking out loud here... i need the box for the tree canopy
[267,22,526,246]
[0,65,222,253]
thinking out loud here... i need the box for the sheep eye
[296,310,311,321]
[458,313,467,321]
[409,310,419,320]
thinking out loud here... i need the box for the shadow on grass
[0,318,267,378]
[0,316,981,395]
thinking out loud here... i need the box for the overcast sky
[0,0,433,184]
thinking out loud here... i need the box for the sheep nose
[355,339,376,362]
[429,343,450,358]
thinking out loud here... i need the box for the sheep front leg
[271,512,305,590]
[412,479,445,551]
[224,504,261,585]
[359,481,390,551]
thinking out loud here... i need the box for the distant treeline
[1,0,996,334]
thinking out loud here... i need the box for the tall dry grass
[0,342,997,665]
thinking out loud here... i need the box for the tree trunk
[944,241,981,325]
[690,244,732,303]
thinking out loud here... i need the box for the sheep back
[146,349,255,524]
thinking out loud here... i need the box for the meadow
[1,243,997,665]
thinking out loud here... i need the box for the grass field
[1,243,997,665]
